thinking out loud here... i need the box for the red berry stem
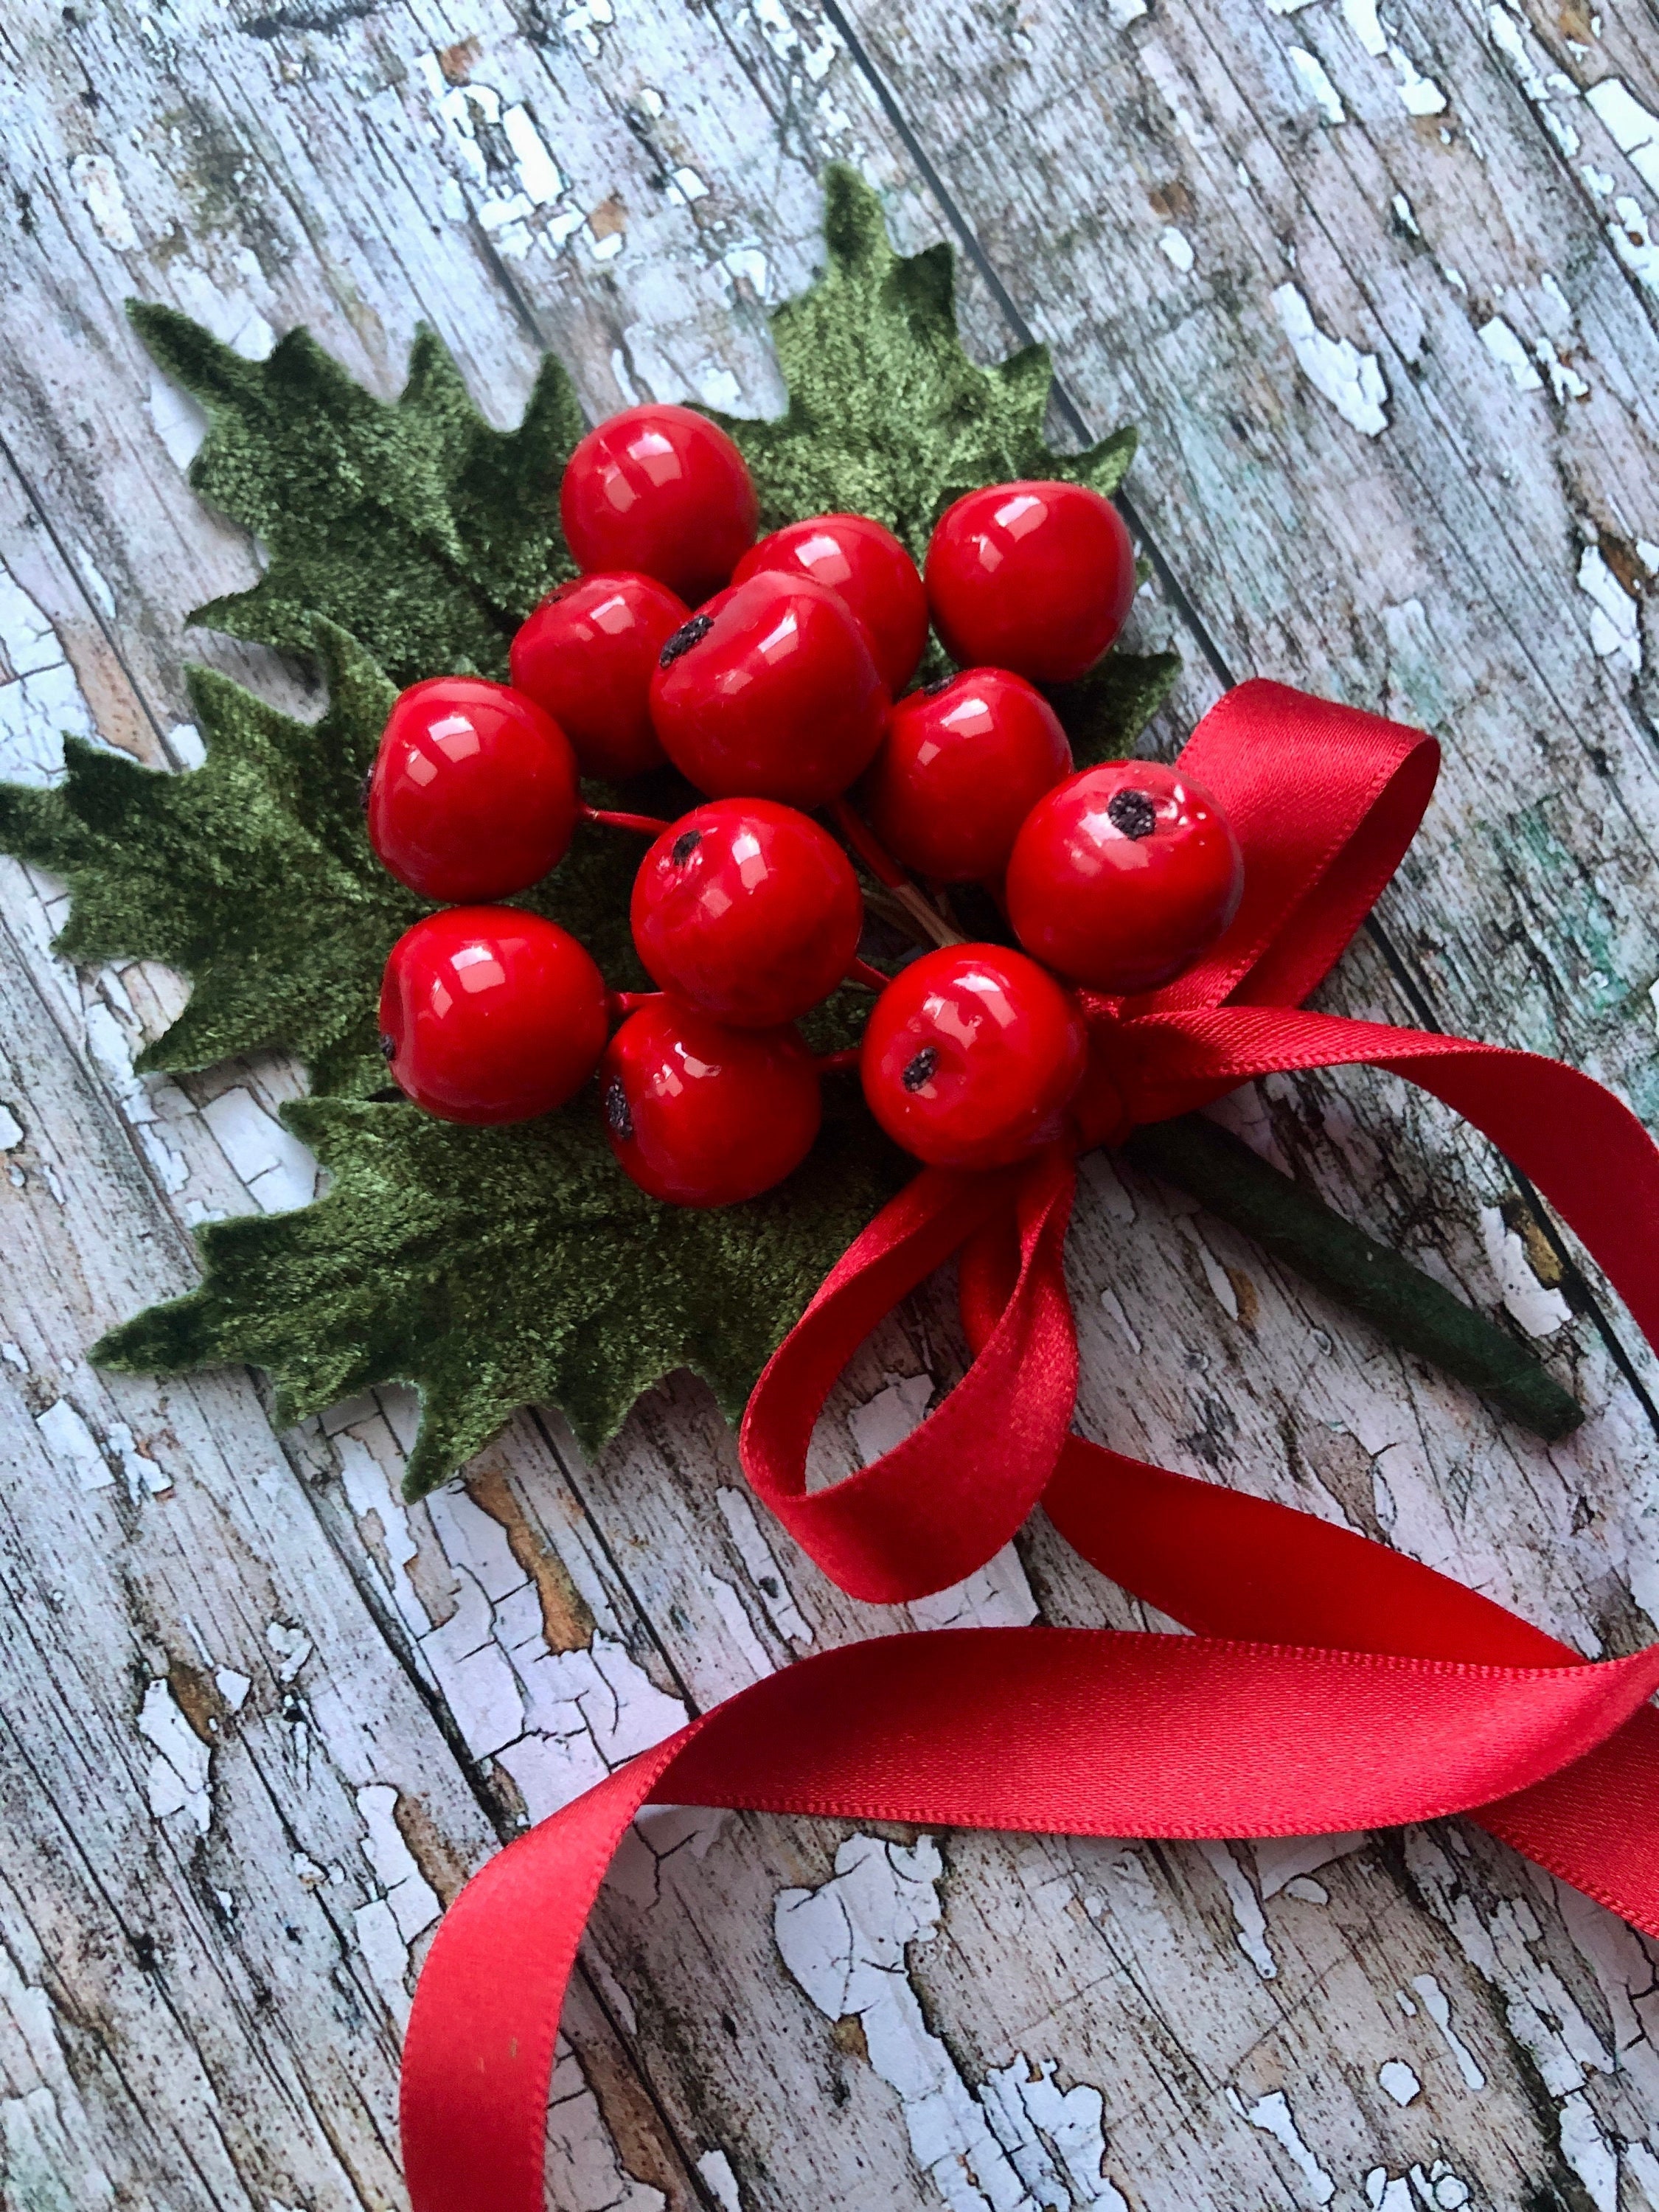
[828,798,962,950]
[814,1046,863,1074]
[606,990,664,1020]
[846,956,895,992]
[581,804,674,837]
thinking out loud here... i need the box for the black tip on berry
[604,1079,634,1141]
[670,827,703,867]
[378,1030,397,1063]
[658,613,714,668]
[1107,787,1157,841]
[901,1046,938,1093]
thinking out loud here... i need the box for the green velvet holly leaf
[710,166,1136,550]
[129,304,584,685]
[93,1093,907,1494]
[0,622,647,1099]
[1052,647,1184,768]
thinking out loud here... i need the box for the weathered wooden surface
[4,0,1659,2206]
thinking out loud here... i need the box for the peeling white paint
[1405,1972,1488,2091]
[1534,338,1590,403]
[1478,317,1543,392]
[1106,0,1147,23]
[775,1834,1129,2211]
[1378,2059,1421,2105]
[1607,195,1659,297]
[1234,2089,1335,2206]
[849,1371,934,1461]
[1585,79,1659,195]
[1394,56,1447,118]
[1340,0,1385,55]
[200,1088,318,1213]
[1489,4,1581,154]
[695,2149,742,2211]
[70,153,139,251]
[1289,48,1346,123]
[547,2037,667,2210]
[1478,1206,1571,1336]
[138,1678,212,1834]
[1391,190,1420,234]
[0,561,99,787]
[147,372,208,471]
[0,1950,118,2209]
[1158,226,1195,272]
[1197,1840,1276,1978]
[1557,2090,1617,2210]
[36,1397,114,1492]
[1576,546,1643,675]
[1272,285,1388,436]
[356,1784,441,1943]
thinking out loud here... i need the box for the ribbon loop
[741,1147,1078,1601]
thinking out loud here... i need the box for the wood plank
[7,0,1659,2205]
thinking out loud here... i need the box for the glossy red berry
[509,572,689,780]
[732,513,928,694]
[860,944,1087,1171]
[1005,760,1245,994]
[649,571,889,807]
[925,481,1136,684]
[860,669,1073,882]
[366,678,579,904]
[631,800,863,1027]
[379,908,608,1124]
[601,1001,821,1206]
[560,405,758,605]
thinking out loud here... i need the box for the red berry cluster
[367,403,1244,1206]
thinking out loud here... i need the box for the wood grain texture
[4,0,1659,2206]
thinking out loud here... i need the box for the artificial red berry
[366,677,579,903]
[560,405,758,605]
[379,908,608,1124]
[509,572,689,780]
[860,944,1087,1170]
[600,1001,821,1206]
[649,571,889,807]
[925,481,1136,684]
[860,669,1073,882]
[631,799,863,1027]
[732,513,928,693]
[1005,760,1245,994]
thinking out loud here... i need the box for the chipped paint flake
[1405,1971,1485,2090]
[1489,5,1580,153]
[1585,79,1659,193]
[1557,2091,1617,2210]
[849,1371,934,1461]
[1289,48,1346,122]
[138,1678,212,1833]
[356,1784,441,1943]
[1198,1840,1277,1977]
[1392,54,1447,116]
[695,2150,742,2211]
[1576,546,1643,675]
[1479,1207,1571,1335]
[1234,2090,1334,2205]
[775,1834,1129,2211]
[1534,338,1590,403]
[1253,1832,1367,1897]
[1272,285,1388,435]
[1106,0,1147,21]
[36,1397,114,1491]
[1158,226,1195,271]
[1607,195,1659,297]
[1378,2059,1421,2106]
[1340,0,1385,55]
[1478,316,1544,391]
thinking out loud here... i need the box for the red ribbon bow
[400,684,1659,2212]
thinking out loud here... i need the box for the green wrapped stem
[1121,1115,1585,1444]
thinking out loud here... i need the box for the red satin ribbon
[401,681,1659,2212]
